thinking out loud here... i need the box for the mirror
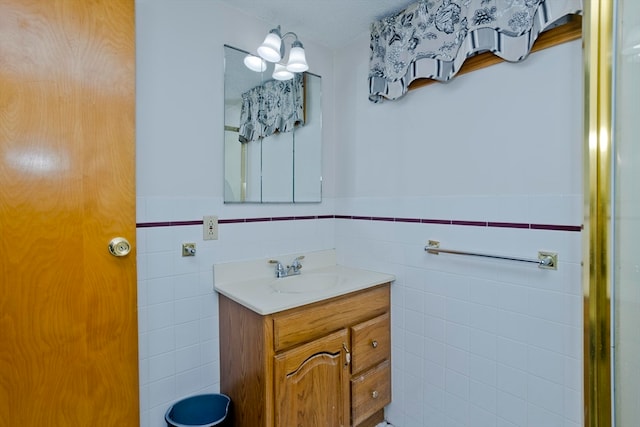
[224,45,322,203]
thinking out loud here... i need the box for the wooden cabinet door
[274,329,351,427]
[0,0,137,425]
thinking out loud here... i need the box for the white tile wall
[137,212,582,427]
[334,215,582,427]
[136,211,336,426]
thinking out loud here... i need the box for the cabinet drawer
[351,312,390,374]
[272,284,390,351]
[351,360,391,426]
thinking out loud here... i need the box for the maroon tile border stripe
[137,220,202,228]
[137,215,582,232]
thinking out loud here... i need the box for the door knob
[108,237,131,257]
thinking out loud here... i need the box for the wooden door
[0,0,138,425]
[274,329,350,427]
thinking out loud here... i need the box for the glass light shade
[272,63,294,80]
[243,54,267,72]
[286,44,309,72]
[257,31,282,62]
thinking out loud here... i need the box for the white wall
[136,1,584,426]
[333,32,584,427]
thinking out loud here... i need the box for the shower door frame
[583,0,615,426]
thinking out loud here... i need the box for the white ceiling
[218,0,416,49]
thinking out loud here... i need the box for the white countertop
[213,250,395,315]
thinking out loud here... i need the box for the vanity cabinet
[219,282,391,427]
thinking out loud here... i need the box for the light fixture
[245,25,309,79]
[272,63,294,81]
[257,27,284,63]
[243,54,267,72]
[286,40,308,73]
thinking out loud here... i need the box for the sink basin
[214,250,396,314]
[270,273,340,294]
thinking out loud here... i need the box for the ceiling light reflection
[5,147,70,175]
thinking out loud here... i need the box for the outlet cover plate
[203,215,218,240]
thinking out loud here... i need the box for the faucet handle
[269,259,286,277]
[291,255,304,270]
[268,259,284,269]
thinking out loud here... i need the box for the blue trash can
[165,394,230,427]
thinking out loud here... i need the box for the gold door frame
[583,0,614,426]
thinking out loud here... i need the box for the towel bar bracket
[538,251,558,270]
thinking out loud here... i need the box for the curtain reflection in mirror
[239,74,305,143]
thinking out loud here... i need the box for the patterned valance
[368,0,583,102]
[239,73,304,143]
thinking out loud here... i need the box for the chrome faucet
[269,256,304,278]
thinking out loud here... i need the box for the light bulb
[244,54,267,72]
[273,63,294,80]
[257,29,282,62]
[286,41,308,72]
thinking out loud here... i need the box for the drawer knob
[372,390,379,399]
[371,340,378,348]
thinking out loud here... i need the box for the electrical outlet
[203,215,218,240]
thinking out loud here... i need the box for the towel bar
[424,240,557,270]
